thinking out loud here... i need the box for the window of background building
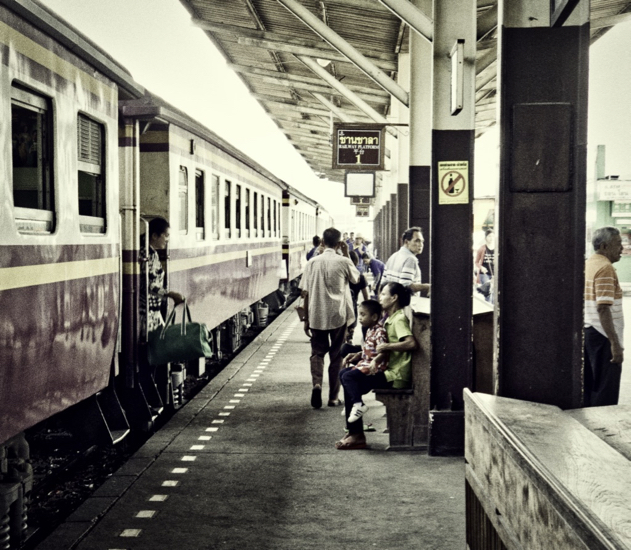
[178,166,188,234]
[211,174,220,239]
[11,86,55,233]
[225,180,231,238]
[195,169,205,240]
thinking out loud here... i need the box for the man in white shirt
[382,227,430,295]
[584,226,624,407]
[299,228,359,408]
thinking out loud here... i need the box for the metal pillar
[397,183,409,248]
[390,193,398,255]
[428,0,476,456]
[408,0,432,283]
[495,0,588,409]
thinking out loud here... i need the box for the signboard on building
[332,123,385,171]
[356,205,370,217]
[599,180,631,202]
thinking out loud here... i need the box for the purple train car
[0,0,331,473]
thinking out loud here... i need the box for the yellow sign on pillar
[438,161,469,205]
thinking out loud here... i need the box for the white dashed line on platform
[162,480,179,487]
[120,529,142,537]
[136,510,157,519]
[149,495,169,502]
[181,456,197,462]
[171,468,188,474]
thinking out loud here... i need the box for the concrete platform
[36,307,466,550]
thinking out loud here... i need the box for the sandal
[335,437,367,450]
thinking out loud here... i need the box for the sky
[38,1,631,221]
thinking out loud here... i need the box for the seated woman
[336,283,417,450]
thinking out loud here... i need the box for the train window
[195,169,205,241]
[225,180,231,238]
[267,197,271,237]
[245,188,250,237]
[211,174,219,239]
[253,191,258,237]
[11,86,55,233]
[77,114,106,234]
[260,194,265,235]
[178,166,188,234]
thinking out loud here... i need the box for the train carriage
[0,0,143,448]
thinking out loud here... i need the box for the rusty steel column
[495,0,588,409]
[428,0,476,456]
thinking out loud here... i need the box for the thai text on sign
[333,123,385,170]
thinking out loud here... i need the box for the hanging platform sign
[438,160,469,205]
[350,196,373,206]
[332,123,385,171]
[356,205,370,217]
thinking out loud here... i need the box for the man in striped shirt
[584,226,624,407]
[382,227,431,295]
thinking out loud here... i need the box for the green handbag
[148,301,213,365]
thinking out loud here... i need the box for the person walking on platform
[362,253,385,297]
[475,229,495,303]
[584,226,625,407]
[382,226,430,296]
[306,235,320,261]
[300,228,359,408]
[336,284,417,450]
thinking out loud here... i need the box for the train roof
[119,91,292,192]
[0,0,145,100]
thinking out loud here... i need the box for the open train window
[225,180,231,239]
[245,188,251,238]
[195,169,205,241]
[235,184,241,238]
[273,200,278,237]
[211,174,220,239]
[253,191,258,237]
[77,114,106,234]
[179,166,188,234]
[260,194,265,236]
[267,197,271,238]
[11,86,55,234]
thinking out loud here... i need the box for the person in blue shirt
[362,253,385,296]
[306,235,321,261]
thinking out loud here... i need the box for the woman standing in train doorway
[140,217,186,337]
[475,229,495,304]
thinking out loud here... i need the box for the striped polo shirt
[584,253,624,346]
[383,247,422,291]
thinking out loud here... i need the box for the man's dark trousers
[584,326,622,407]
[310,325,346,401]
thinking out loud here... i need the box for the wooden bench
[465,390,631,549]
[374,296,493,451]
[374,298,431,450]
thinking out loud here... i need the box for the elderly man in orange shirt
[584,226,625,407]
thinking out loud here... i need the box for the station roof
[178,0,631,183]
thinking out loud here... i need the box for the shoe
[347,403,368,423]
[335,436,367,450]
[327,399,342,407]
[311,386,322,409]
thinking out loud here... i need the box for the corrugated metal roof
[178,0,631,182]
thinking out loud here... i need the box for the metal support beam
[377,0,433,43]
[237,36,397,72]
[298,55,392,125]
[591,12,631,28]
[276,0,409,106]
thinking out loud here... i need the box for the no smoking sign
[438,161,469,205]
